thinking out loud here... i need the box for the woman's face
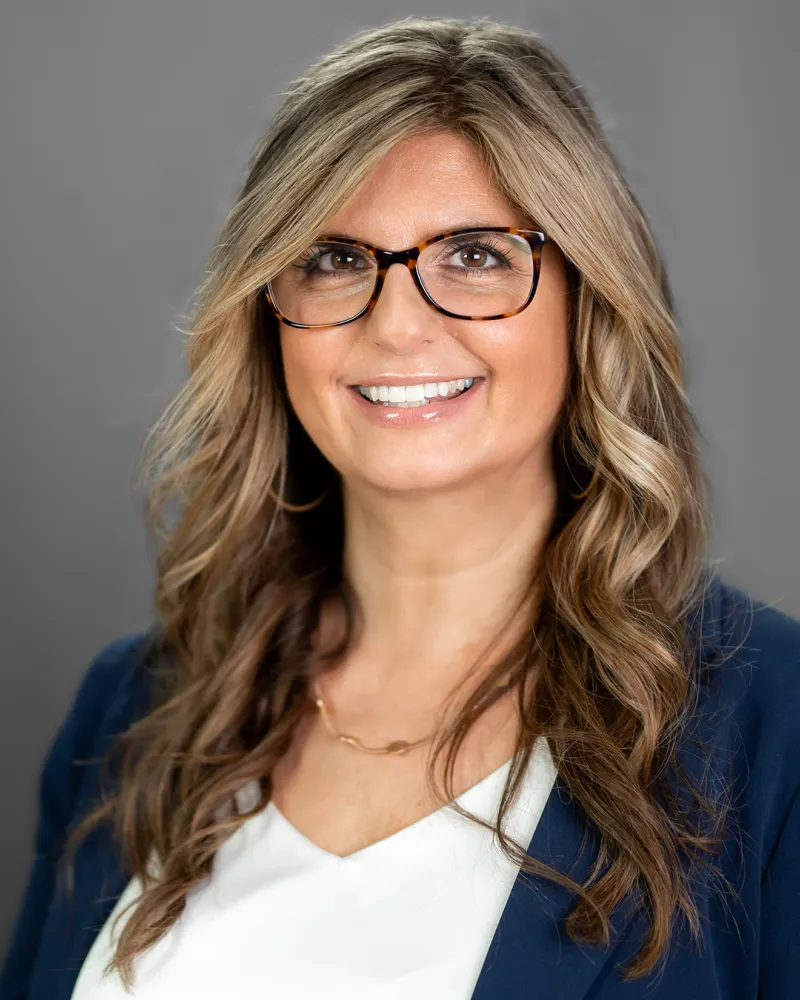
[278,130,571,494]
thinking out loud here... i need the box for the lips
[355,377,477,406]
[346,375,486,427]
[351,375,482,387]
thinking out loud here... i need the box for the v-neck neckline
[264,753,518,864]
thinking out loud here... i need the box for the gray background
[1,0,797,955]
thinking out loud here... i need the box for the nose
[364,262,439,353]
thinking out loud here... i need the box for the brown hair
[64,15,736,990]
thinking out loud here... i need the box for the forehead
[322,130,532,248]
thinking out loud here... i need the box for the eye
[437,236,515,273]
[295,243,373,276]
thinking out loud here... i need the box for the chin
[349,459,479,495]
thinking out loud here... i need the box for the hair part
[62,15,738,991]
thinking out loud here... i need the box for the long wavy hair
[63,14,738,990]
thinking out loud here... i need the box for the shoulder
[692,572,800,867]
[696,573,800,731]
[64,629,159,754]
[0,632,158,999]
[40,628,159,825]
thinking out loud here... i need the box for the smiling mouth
[353,377,480,407]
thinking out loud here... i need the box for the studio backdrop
[1,0,797,955]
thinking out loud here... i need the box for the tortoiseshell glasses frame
[263,226,549,329]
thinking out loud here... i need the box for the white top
[71,735,557,999]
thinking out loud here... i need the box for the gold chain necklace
[311,671,514,756]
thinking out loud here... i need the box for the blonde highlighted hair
[64,15,734,990]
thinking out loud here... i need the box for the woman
[1,15,798,1000]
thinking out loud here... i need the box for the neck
[331,459,558,697]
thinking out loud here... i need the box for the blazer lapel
[471,574,724,999]
[470,774,642,1000]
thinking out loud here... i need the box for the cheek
[279,328,349,456]
[479,314,570,438]
[492,246,572,431]
[280,333,324,415]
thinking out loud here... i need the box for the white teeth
[355,378,479,406]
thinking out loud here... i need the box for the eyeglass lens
[268,231,536,326]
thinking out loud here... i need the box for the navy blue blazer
[2,574,800,999]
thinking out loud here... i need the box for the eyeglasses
[264,226,548,329]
